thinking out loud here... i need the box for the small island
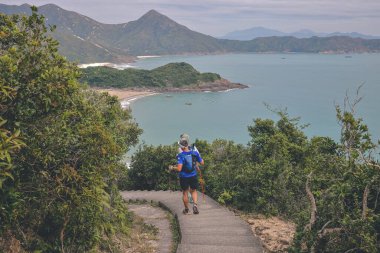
[80,62,248,99]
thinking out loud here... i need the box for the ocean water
[129,53,380,146]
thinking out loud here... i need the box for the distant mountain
[105,10,226,55]
[221,36,379,54]
[0,3,133,63]
[326,32,380,40]
[291,29,318,38]
[221,26,380,40]
[220,27,287,40]
[1,4,380,63]
[0,4,226,60]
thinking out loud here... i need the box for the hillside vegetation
[80,62,222,88]
[125,102,380,251]
[1,7,379,253]
[0,9,142,252]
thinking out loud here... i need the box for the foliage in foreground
[126,105,380,251]
[80,62,221,88]
[0,9,141,252]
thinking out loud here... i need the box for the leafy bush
[125,144,180,191]
[0,8,141,252]
[199,72,221,82]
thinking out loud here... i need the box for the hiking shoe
[193,204,199,214]
[183,208,189,215]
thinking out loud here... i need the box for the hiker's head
[178,133,190,149]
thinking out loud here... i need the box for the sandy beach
[92,80,247,108]
[96,88,157,100]
[94,88,159,108]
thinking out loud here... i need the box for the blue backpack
[178,145,197,174]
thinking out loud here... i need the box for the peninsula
[80,62,248,97]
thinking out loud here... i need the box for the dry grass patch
[97,214,158,253]
[241,214,296,253]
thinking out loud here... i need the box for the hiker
[177,136,200,204]
[173,134,204,214]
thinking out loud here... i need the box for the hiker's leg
[188,191,193,203]
[190,188,198,205]
[189,176,198,204]
[182,189,190,209]
[190,188,200,214]
[180,177,190,209]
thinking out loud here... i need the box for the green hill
[80,62,222,88]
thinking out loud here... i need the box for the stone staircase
[121,190,263,253]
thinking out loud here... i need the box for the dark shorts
[179,176,198,191]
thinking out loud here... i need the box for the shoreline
[94,88,159,108]
[95,88,158,100]
[91,83,249,109]
[120,93,158,108]
[93,78,248,97]
[93,82,248,108]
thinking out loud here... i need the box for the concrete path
[128,204,173,253]
[121,190,263,253]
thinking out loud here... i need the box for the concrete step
[177,243,263,253]
[179,212,242,220]
[179,218,247,227]
[181,234,256,247]
[181,227,253,236]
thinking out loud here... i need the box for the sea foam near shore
[120,93,158,109]
[137,55,161,59]
[78,62,135,70]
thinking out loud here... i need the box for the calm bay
[129,53,380,146]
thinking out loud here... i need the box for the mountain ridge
[107,8,225,55]
[221,26,380,40]
[1,3,380,63]
[0,3,134,63]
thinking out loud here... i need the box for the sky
[1,0,380,37]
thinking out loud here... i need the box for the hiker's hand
[168,165,177,172]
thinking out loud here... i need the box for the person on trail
[174,133,204,215]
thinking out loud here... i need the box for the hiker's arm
[197,153,204,166]
[196,159,204,172]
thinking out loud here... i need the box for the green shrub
[0,8,141,252]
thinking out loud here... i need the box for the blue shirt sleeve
[177,154,184,165]
[195,151,203,163]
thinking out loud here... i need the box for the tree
[1,8,141,252]
[127,144,179,190]
[292,88,380,252]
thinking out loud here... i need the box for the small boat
[185,102,192,106]
[345,55,352,58]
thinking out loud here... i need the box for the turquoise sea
[129,53,380,146]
